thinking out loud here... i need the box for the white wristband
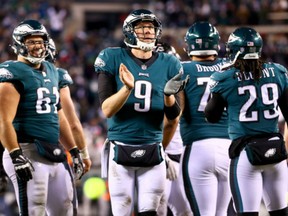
[79,147,90,159]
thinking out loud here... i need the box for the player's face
[24,35,47,58]
[134,21,156,43]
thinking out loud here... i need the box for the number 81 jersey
[0,60,60,143]
[209,62,288,140]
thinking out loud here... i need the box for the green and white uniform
[209,62,288,213]
[2,61,74,216]
[95,47,182,215]
[180,59,231,216]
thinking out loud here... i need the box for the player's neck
[191,55,216,61]
[131,48,152,59]
[18,56,42,69]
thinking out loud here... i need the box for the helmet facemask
[155,42,181,60]
[11,20,50,64]
[123,9,162,51]
[46,38,57,63]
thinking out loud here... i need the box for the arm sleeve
[97,72,116,106]
[204,92,227,123]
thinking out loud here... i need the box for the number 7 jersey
[180,59,229,145]
[209,62,288,140]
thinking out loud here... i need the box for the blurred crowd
[0,0,288,215]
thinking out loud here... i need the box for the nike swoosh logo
[2,64,9,67]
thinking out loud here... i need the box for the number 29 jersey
[95,47,183,144]
[0,60,60,143]
[209,62,288,140]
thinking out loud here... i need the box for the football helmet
[155,41,181,59]
[46,38,57,63]
[123,9,162,51]
[11,19,49,64]
[184,21,220,56]
[226,27,263,60]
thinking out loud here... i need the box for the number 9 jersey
[0,60,60,143]
[95,47,183,144]
[209,62,288,140]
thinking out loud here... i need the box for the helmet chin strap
[137,40,155,51]
[22,52,48,65]
[124,40,156,51]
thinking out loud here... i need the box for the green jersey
[95,47,182,144]
[209,62,288,140]
[180,59,229,145]
[0,60,60,143]
[58,67,73,89]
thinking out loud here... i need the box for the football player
[0,19,84,216]
[155,41,193,216]
[46,38,91,215]
[179,21,231,216]
[47,38,91,174]
[95,9,188,216]
[205,27,288,215]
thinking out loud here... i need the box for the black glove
[164,73,190,96]
[10,149,34,182]
[69,147,84,180]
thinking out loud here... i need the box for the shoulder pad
[273,63,287,74]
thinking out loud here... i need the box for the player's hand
[82,158,92,174]
[69,147,84,180]
[165,154,178,181]
[164,73,190,96]
[79,147,91,174]
[119,63,134,90]
[10,149,34,182]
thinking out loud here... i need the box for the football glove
[69,147,84,180]
[165,154,178,181]
[164,73,190,96]
[10,149,34,182]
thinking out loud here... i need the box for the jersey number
[36,87,59,114]
[197,77,210,111]
[238,84,279,122]
[134,80,152,112]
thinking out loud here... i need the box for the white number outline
[197,77,210,112]
[36,87,59,114]
[134,80,152,112]
[238,84,279,122]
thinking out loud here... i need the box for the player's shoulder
[57,67,73,85]
[95,47,124,69]
[210,66,235,82]
[266,62,287,74]
[57,67,69,75]
[157,52,178,61]
[0,60,22,70]
[0,60,26,80]
[98,47,124,57]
